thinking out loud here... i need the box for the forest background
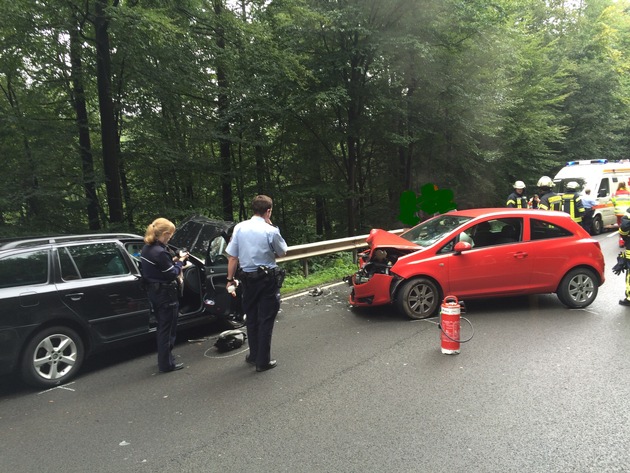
[2,0,630,246]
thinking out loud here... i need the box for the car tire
[557,268,598,309]
[591,216,602,235]
[21,326,85,388]
[396,278,440,319]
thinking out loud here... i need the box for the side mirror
[454,241,472,254]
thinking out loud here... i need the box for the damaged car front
[349,214,473,318]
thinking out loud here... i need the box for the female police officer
[140,218,188,373]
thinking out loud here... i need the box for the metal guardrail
[277,229,405,276]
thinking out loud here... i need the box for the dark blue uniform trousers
[242,275,280,367]
[148,284,179,371]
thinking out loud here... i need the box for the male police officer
[226,195,288,372]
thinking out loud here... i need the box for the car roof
[446,207,573,220]
[0,233,142,250]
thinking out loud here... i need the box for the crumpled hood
[366,228,422,251]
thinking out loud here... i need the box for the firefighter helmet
[566,181,579,191]
[513,180,526,189]
[537,176,554,188]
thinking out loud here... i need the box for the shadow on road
[0,320,230,398]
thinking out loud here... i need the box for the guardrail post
[302,259,309,277]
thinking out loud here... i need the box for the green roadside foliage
[280,253,357,295]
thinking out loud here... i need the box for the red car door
[446,218,533,298]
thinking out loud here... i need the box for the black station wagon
[0,216,239,388]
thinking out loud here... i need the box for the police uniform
[581,191,597,233]
[141,242,184,372]
[226,214,287,371]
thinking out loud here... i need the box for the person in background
[561,181,585,224]
[612,181,630,227]
[506,180,528,208]
[226,195,288,373]
[140,218,188,373]
[536,176,562,211]
[581,187,597,234]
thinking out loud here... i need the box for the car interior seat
[497,224,517,244]
[472,221,493,247]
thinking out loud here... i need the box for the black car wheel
[396,278,440,319]
[557,268,598,309]
[591,215,602,235]
[21,326,85,388]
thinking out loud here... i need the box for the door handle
[513,252,528,259]
[65,293,84,301]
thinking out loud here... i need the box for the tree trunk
[214,0,234,221]
[69,21,100,230]
[94,0,123,224]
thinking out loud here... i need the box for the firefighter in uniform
[506,180,528,208]
[561,181,585,224]
[536,176,562,211]
[617,208,630,306]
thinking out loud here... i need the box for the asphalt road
[1,231,629,473]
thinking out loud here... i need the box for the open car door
[170,216,241,320]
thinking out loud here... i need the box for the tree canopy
[1,0,629,242]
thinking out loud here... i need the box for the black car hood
[170,216,235,261]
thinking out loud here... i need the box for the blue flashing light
[566,159,607,166]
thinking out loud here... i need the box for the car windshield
[401,214,472,246]
[553,177,586,193]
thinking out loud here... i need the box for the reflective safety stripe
[562,193,584,223]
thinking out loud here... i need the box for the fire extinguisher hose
[438,316,475,343]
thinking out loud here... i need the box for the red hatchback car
[349,208,605,319]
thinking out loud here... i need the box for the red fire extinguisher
[439,295,473,355]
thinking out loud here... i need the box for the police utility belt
[147,280,178,289]
[239,266,285,287]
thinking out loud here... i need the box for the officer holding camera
[225,195,287,372]
[140,218,188,373]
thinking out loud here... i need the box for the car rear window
[0,250,49,288]
[530,218,573,240]
[60,243,130,279]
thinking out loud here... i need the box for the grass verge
[280,253,357,295]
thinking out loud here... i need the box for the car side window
[62,243,130,279]
[58,248,80,280]
[207,235,229,266]
[530,218,573,240]
[0,250,49,288]
[464,218,523,248]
